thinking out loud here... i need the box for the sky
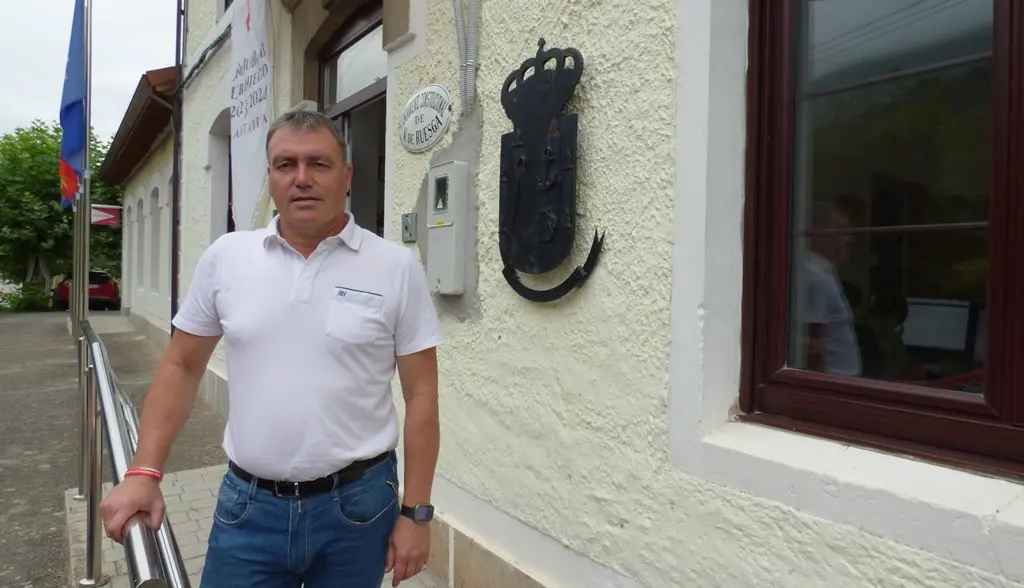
[0,0,178,142]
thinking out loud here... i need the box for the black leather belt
[228,450,392,498]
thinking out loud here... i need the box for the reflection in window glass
[788,0,992,394]
[325,25,387,107]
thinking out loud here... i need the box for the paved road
[0,312,226,587]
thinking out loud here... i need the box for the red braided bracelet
[124,466,163,482]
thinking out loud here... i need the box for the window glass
[788,0,992,393]
[434,175,449,212]
[324,25,386,107]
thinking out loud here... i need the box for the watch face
[414,504,434,523]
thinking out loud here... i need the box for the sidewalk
[0,312,82,588]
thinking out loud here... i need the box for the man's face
[817,210,853,263]
[266,126,351,226]
[809,209,854,264]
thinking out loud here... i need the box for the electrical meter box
[425,161,469,295]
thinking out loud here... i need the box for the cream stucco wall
[383,1,1024,588]
[390,0,677,581]
[166,0,1024,586]
[185,0,218,56]
[120,133,174,332]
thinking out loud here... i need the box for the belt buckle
[274,480,300,497]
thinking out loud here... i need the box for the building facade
[103,0,1024,587]
[99,67,177,338]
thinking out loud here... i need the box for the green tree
[0,120,122,288]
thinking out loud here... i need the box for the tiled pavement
[65,465,446,588]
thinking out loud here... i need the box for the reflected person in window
[98,109,442,588]
[799,202,861,376]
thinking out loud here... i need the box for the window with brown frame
[742,0,1024,478]
[317,1,386,119]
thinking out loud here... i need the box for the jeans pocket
[334,476,399,528]
[213,476,252,526]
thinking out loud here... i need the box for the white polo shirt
[171,213,442,482]
[799,251,861,377]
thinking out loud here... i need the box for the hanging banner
[90,204,121,227]
[229,0,274,231]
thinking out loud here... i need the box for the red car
[52,270,121,311]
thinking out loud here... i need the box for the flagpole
[77,0,92,330]
[77,1,100,579]
[71,194,80,337]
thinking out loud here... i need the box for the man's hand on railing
[99,475,165,543]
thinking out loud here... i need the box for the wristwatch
[400,503,435,525]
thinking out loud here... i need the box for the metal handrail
[75,320,191,588]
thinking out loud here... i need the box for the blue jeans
[200,453,400,588]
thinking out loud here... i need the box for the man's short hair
[811,201,846,230]
[266,109,348,164]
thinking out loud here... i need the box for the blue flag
[59,0,86,210]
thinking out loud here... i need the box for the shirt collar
[262,211,363,251]
[805,250,834,274]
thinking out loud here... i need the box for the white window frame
[668,0,1024,582]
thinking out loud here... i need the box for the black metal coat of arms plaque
[498,38,604,303]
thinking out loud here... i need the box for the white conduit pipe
[465,0,478,116]
[452,0,479,116]
[452,0,468,114]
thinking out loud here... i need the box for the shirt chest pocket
[326,288,387,345]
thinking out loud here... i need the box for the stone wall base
[126,310,171,351]
[423,514,551,588]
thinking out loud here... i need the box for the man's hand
[98,476,165,543]
[385,516,430,586]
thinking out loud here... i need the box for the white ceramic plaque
[398,84,454,153]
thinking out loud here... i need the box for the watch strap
[400,503,434,524]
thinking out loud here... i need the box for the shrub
[0,283,52,313]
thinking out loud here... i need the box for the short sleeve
[394,249,443,356]
[803,276,829,325]
[171,241,224,337]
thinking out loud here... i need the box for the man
[99,109,442,588]
[800,201,861,377]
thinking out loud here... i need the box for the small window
[150,188,161,293]
[218,0,233,20]
[434,175,449,213]
[318,2,385,113]
[322,25,386,108]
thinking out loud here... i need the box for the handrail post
[79,356,108,587]
[74,335,87,500]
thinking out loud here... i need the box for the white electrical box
[425,161,469,295]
